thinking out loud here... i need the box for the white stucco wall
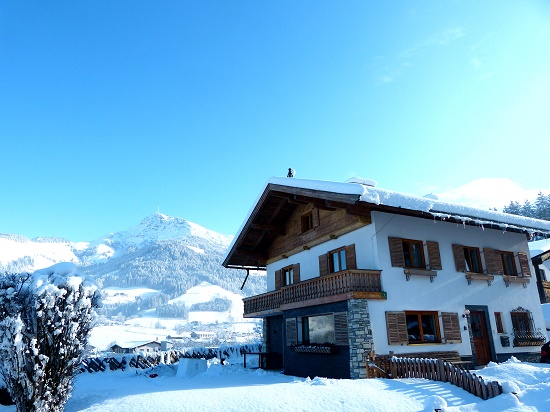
[368,211,545,356]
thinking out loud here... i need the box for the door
[470,310,491,366]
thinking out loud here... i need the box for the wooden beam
[251,224,286,235]
[313,200,337,211]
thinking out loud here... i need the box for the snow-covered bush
[0,263,99,412]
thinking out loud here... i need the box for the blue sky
[1,1,549,241]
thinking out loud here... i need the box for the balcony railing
[243,269,383,316]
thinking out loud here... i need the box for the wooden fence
[81,343,261,374]
[367,356,502,401]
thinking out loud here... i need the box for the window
[494,312,505,333]
[319,245,356,276]
[286,313,349,347]
[275,264,300,289]
[405,311,441,344]
[510,310,531,335]
[282,266,294,286]
[298,314,335,344]
[541,269,548,282]
[510,308,546,347]
[464,247,483,273]
[329,247,347,273]
[500,252,517,276]
[301,212,314,233]
[402,239,425,269]
[389,238,442,270]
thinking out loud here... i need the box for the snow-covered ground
[1,356,547,411]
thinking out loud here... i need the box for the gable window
[464,247,483,273]
[405,311,441,344]
[301,212,314,233]
[500,252,517,276]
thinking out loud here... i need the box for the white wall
[368,211,545,356]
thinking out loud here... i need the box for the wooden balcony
[243,269,385,317]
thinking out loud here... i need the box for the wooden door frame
[465,305,496,366]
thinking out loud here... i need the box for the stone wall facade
[347,299,374,379]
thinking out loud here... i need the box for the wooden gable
[267,202,371,264]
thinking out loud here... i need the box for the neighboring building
[110,340,161,354]
[223,177,550,379]
[530,238,550,303]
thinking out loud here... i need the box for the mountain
[0,213,266,300]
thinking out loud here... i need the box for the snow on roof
[359,184,550,234]
[114,340,160,349]
[224,176,550,264]
[530,238,550,258]
[272,176,550,234]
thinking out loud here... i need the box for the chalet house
[223,177,550,379]
[110,340,161,354]
[530,239,550,303]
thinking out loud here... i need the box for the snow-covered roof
[530,238,550,259]
[268,176,550,234]
[113,340,161,349]
[223,176,550,268]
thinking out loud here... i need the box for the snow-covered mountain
[0,213,265,300]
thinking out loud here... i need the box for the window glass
[329,248,346,273]
[402,240,425,268]
[301,212,313,233]
[405,311,440,343]
[299,314,335,344]
[494,312,504,333]
[464,247,482,273]
[500,252,517,275]
[283,267,293,286]
[339,250,347,271]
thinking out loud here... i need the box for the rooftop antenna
[287,168,295,178]
[157,205,160,214]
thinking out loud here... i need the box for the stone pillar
[347,299,374,379]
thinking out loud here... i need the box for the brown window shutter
[385,311,408,345]
[275,270,282,290]
[319,253,329,276]
[312,208,320,228]
[441,312,462,343]
[483,248,503,275]
[345,244,357,270]
[452,244,466,272]
[333,312,349,346]
[285,318,297,346]
[426,241,442,270]
[293,263,301,283]
[517,252,531,277]
[388,237,405,267]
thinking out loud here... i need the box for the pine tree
[535,192,550,221]
[0,264,99,412]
